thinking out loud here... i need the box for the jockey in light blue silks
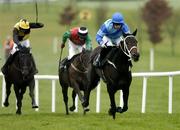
[94,12,131,67]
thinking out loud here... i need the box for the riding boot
[60,58,69,70]
[1,54,14,75]
[31,54,38,75]
[93,54,101,67]
[93,48,108,68]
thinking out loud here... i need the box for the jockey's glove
[61,43,65,49]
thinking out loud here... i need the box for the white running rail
[1,71,180,114]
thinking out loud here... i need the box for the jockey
[94,12,130,67]
[60,26,92,69]
[1,19,44,75]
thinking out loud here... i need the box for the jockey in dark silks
[1,19,44,75]
[60,27,92,70]
[94,12,131,67]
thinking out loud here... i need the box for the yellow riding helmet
[19,19,30,29]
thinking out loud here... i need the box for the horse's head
[121,29,140,62]
[18,47,33,79]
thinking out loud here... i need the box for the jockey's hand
[61,43,65,49]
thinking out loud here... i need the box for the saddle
[91,46,118,68]
[59,53,81,71]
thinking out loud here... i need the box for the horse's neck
[112,50,130,71]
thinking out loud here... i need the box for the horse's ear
[132,29,137,36]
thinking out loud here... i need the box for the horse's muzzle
[132,53,140,62]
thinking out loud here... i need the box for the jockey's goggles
[113,22,122,27]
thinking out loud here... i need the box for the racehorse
[3,47,38,114]
[82,29,140,119]
[58,49,98,115]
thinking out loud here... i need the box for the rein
[70,53,88,74]
[70,63,87,73]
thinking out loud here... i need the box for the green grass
[0,1,180,130]
[0,113,179,130]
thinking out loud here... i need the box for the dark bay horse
[3,47,38,114]
[58,49,98,115]
[83,29,140,119]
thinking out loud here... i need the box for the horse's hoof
[66,112,69,115]
[16,111,22,115]
[84,106,90,112]
[108,108,116,119]
[113,114,116,120]
[69,106,75,111]
[32,105,38,109]
[3,102,9,107]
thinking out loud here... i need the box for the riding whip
[59,48,63,63]
[34,0,38,23]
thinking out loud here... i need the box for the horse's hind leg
[3,82,12,107]
[29,79,38,108]
[69,90,76,111]
[120,86,129,113]
[62,85,69,115]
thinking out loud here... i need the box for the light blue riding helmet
[112,12,124,24]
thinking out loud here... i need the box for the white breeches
[11,39,30,55]
[102,36,123,46]
[68,40,85,59]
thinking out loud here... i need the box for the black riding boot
[1,54,14,75]
[60,58,69,70]
[31,54,38,75]
[93,48,108,68]
[93,54,101,67]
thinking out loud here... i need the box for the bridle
[119,35,138,60]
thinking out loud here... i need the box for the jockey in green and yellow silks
[1,19,44,75]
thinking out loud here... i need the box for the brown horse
[58,49,98,115]
[83,29,140,119]
[3,47,38,114]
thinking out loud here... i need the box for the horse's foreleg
[14,86,21,115]
[69,90,76,112]
[120,87,129,113]
[73,82,84,103]
[107,85,116,119]
[62,85,69,115]
[3,82,12,107]
[29,80,38,108]
[82,64,96,109]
